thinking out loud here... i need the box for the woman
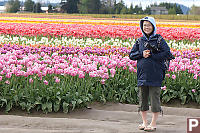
[129,16,172,132]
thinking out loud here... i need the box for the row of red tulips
[0,23,199,40]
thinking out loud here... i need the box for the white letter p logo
[189,119,199,131]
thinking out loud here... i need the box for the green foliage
[143,6,151,15]
[0,68,139,113]
[33,2,42,13]
[120,6,128,14]
[114,0,125,14]
[61,0,79,13]
[78,0,101,14]
[176,5,183,14]
[190,5,200,15]
[168,8,176,14]
[0,65,199,113]
[159,2,183,14]
[133,5,143,14]
[161,72,200,105]
[128,3,134,14]
[48,4,53,13]
[78,0,89,14]
[6,0,20,13]
[24,0,35,12]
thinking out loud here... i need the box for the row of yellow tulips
[0,17,199,28]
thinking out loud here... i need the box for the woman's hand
[143,50,151,58]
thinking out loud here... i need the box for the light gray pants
[138,86,161,113]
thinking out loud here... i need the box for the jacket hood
[140,16,157,40]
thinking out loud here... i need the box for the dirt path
[0,103,199,133]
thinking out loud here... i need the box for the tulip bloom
[171,74,176,80]
[29,78,33,83]
[161,86,166,90]
[43,80,48,85]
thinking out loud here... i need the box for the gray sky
[31,0,200,9]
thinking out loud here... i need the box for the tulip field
[0,14,199,113]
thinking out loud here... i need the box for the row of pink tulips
[0,49,199,84]
[0,23,199,40]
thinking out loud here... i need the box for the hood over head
[140,16,157,40]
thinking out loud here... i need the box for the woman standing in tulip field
[129,16,174,132]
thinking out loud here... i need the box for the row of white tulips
[0,35,199,49]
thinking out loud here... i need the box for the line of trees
[190,5,200,15]
[6,0,43,13]
[60,0,184,14]
[60,0,145,14]
[5,0,21,13]
[5,0,200,15]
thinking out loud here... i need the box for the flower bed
[0,16,199,113]
[0,23,199,40]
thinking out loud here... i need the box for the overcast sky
[29,0,200,9]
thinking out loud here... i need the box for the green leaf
[56,91,61,95]
[71,101,76,110]
[54,103,60,112]
[42,103,47,111]
[196,95,200,104]
[19,102,26,110]
[56,96,61,102]
[77,99,83,104]
[63,102,69,113]
[162,90,168,95]
[162,95,171,103]
[34,101,42,105]
[6,101,13,112]
[13,95,18,103]
[188,91,194,100]
[1,99,7,105]
[181,96,187,105]
[46,102,52,112]
[180,87,184,93]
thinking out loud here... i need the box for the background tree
[190,5,200,15]
[168,7,176,14]
[134,5,143,14]
[78,0,88,13]
[48,4,53,13]
[113,0,117,13]
[61,0,79,13]
[88,0,101,14]
[159,2,183,14]
[143,5,151,15]
[114,0,125,14]
[33,2,42,13]
[99,0,109,14]
[176,5,183,14]
[128,3,134,14]
[78,0,100,14]
[100,0,115,14]
[120,6,127,14]
[24,0,35,12]
[5,0,20,13]
[159,2,173,9]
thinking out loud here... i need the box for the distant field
[0,13,200,21]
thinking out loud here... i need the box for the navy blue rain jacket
[129,17,171,87]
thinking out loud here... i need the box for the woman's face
[143,21,153,35]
